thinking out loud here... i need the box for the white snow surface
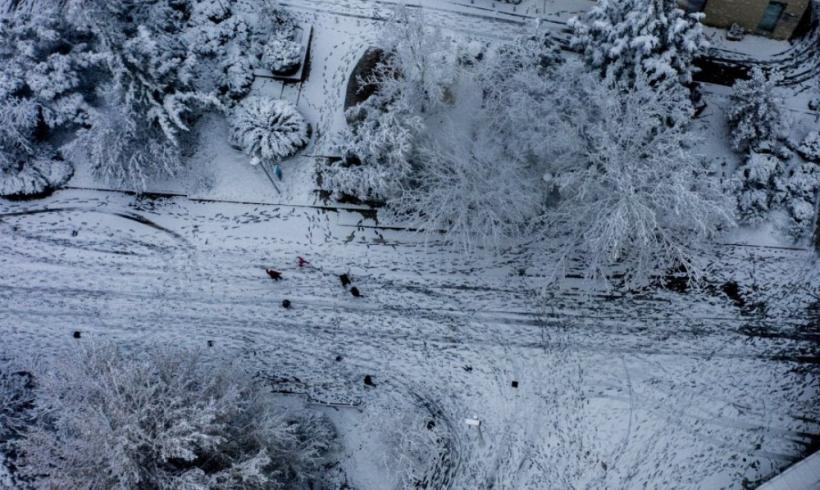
[4,0,819,488]
[0,188,817,488]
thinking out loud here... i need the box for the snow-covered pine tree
[727,67,786,153]
[63,0,219,190]
[0,8,91,197]
[229,97,310,166]
[568,0,708,87]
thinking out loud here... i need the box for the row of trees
[326,5,731,289]
[0,0,305,196]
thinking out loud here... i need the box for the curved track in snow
[0,190,818,488]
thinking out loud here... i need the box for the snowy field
[1,188,817,488]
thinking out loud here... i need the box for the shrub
[229,97,310,166]
[12,345,339,490]
[262,37,302,74]
[733,151,786,223]
[796,131,820,163]
[727,67,786,153]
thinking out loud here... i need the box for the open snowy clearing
[0,189,817,488]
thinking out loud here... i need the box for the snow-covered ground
[0,189,817,487]
[3,0,819,488]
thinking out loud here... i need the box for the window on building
[685,0,707,12]
[758,1,786,32]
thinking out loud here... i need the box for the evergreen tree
[569,0,708,87]
[63,0,219,190]
[727,67,785,153]
[0,8,93,197]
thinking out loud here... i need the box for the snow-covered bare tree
[0,360,34,483]
[727,67,786,153]
[324,91,424,201]
[229,97,310,166]
[539,73,734,289]
[386,118,544,252]
[13,344,340,490]
[568,0,708,87]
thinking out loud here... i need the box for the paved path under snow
[1,189,818,488]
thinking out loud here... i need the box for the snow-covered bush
[0,98,74,198]
[568,0,708,87]
[733,151,787,223]
[796,131,820,162]
[13,344,339,490]
[727,67,786,153]
[732,148,818,237]
[539,74,734,288]
[263,36,302,74]
[189,0,298,102]
[785,162,820,237]
[229,97,310,165]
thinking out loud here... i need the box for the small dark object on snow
[426,420,436,430]
[71,229,78,237]
[511,380,519,388]
[363,375,375,386]
[722,281,745,307]
[350,287,361,297]
[207,340,214,347]
[463,365,473,372]
[282,299,292,309]
[335,355,343,362]
[601,461,608,471]
[339,273,351,287]
[72,331,81,339]
[266,269,282,280]
[517,268,526,277]
[297,256,309,267]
